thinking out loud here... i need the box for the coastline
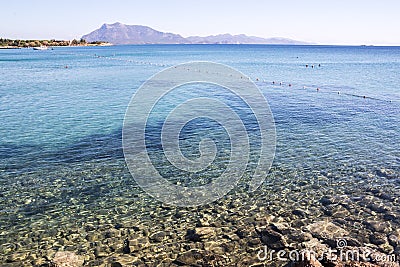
[0,43,113,49]
[0,38,112,49]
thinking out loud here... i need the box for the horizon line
[2,37,400,47]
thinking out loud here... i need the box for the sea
[0,45,399,266]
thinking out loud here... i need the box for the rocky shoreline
[4,207,399,267]
[0,159,399,266]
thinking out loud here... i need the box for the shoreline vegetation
[0,38,112,49]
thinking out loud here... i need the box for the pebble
[53,251,84,267]
[320,196,334,206]
[365,220,391,233]
[149,231,167,242]
[367,203,390,213]
[194,227,216,239]
[122,238,130,254]
[7,252,28,262]
[174,249,203,265]
[379,243,394,254]
[376,168,396,178]
[287,229,312,243]
[186,229,201,242]
[307,221,348,240]
[369,233,388,245]
[257,227,287,249]
[247,237,261,246]
[94,247,108,258]
[292,209,307,217]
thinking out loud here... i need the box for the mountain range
[82,22,310,45]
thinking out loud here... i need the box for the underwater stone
[173,249,204,265]
[52,251,84,267]
[122,238,130,254]
[365,220,391,233]
[256,227,287,250]
[149,231,167,242]
[292,209,307,217]
[194,227,216,239]
[369,233,388,246]
[307,221,348,240]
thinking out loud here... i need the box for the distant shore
[0,38,112,49]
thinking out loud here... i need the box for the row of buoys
[227,76,388,102]
[261,80,392,102]
[55,51,168,67]
[93,53,167,67]
[53,51,393,103]
[306,64,321,68]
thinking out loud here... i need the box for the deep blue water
[0,45,398,172]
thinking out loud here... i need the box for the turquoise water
[0,45,399,265]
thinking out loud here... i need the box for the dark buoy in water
[272,81,275,85]
[318,64,321,67]
[306,64,308,68]
[316,87,320,91]
[288,83,292,87]
[363,95,366,99]
[64,65,68,69]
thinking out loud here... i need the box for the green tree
[71,39,79,46]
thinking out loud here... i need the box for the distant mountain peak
[82,22,311,45]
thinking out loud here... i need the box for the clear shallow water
[0,45,399,265]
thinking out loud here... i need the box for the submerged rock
[293,209,307,217]
[186,229,201,242]
[376,168,396,179]
[256,226,287,250]
[52,251,84,267]
[370,233,388,246]
[307,221,348,241]
[185,227,217,242]
[195,227,216,239]
[173,249,204,265]
[149,231,167,242]
[320,196,334,206]
[286,229,313,243]
[365,220,391,233]
[122,238,130,254]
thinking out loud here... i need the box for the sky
[2,0,400,45]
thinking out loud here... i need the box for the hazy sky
[2,0,400,45]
